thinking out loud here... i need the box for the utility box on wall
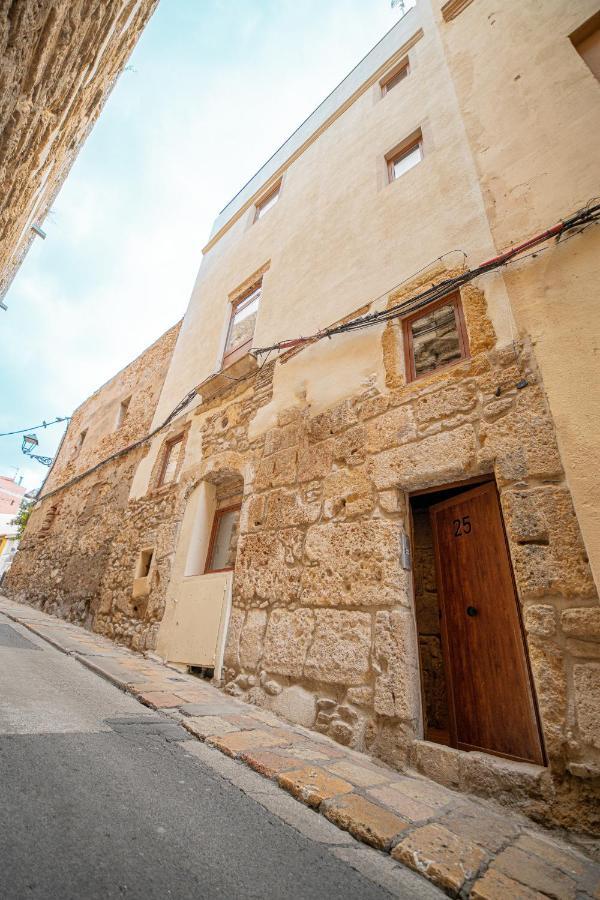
[163,571,231,676]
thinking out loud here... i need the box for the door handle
[466,606,478,617]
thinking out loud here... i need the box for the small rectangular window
[116,396,131,430]
[136,548,154,578]
[254,183,280,221]
[159,436,183,486]
[570,11,600,81]
[205,504,242,573]
[403,292,469,382]
[381,60,409,96]
[388,138,423,182]
[223,283,261,367]
[73,428,88,456]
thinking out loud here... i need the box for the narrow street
[0,612,440,900]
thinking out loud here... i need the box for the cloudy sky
[0,0,409,491]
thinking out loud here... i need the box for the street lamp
[21,433,53,467]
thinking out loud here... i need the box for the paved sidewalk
[2,596,598,900]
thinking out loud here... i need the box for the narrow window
[74,428,88,456]
[570,11,600,81]
[402,292,469,381]
[158,435,183,486]
[223,282,261,367]
[254,183,280,221]
[381,59,409,96]
[136,548,154,579]
[205,504,242,573]
[387,137,423,182]
[116,396,131,430]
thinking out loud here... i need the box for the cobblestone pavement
[2,596,598,900]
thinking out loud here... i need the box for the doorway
[410,478,545,766]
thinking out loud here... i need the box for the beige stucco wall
[435,0,600,588]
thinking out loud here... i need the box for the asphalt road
[0,613,441,900]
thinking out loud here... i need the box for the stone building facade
[5,0,600,835]
[0,0,158,304]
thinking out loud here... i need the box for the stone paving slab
[2,596,599,900]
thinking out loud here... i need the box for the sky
[0,0,411,492]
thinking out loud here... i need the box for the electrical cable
[0,416,70,437]
[30,198,600,505]
[251,199,600,357]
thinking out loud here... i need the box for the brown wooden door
[430,482,544,764]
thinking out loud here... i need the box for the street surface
[0,612,440,900]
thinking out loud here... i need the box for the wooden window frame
[380,59,410,96]
[204,502,242,574]
[402,291,469,383]
[254,182,281,222]
[222,282,262,369]
[387,136,423,183]
[157,434,184,487]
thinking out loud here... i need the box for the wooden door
[430,482,544,764]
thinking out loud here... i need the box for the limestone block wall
[0,0,159,299]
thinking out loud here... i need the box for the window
[158,435,183,486]
[116,396,131,430]
[570,11,600,81]
[402,292,469,381]
[73,428,87,456]
[254,183,280,221]
[381,60,409,96]
[223,282,261,367]
[135,548,154,579]
[205,504,242,573]
[388,137,423,182]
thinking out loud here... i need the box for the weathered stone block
[365,406,416,454]
[322,470,375,519]
[254,447,297,491]
[308,401,357,442]
[373,609,420,720]
[346,685,374,707]
[236,530,303,605]
[238,609,267,670]
[561,607,600,641]
[501,489,549,544]
[323,794,408,849]
[479,387,562,484]
[301,520,409,608]
[367,424,478,491]
[331,425,368,467]
[270,684,317,728]
[263,422,300,456]
[391,823,487,894]
[223,607,244,669]
[264,489,321,529]
[411,740,460,788]
[414,382,477,424]
[261,608,315,677]
[297,442,332,482]
[523,604,556,637]
[573,663,600,749]
[278,766,353,807]
[304,610,371,685]
[492,845,577,899]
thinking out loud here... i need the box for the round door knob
[466,606,478,617]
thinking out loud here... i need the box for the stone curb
[2,599,599,900]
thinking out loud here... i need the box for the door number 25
[453,516,472,537]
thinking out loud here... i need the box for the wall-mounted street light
[21,433,53,466]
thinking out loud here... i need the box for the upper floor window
[570,11,600,81]
[73,428,87,456]
[223,282,261,367]
[254,183,280,221]
[158,435,183,487]
[381,59,409,96]
[388,135,423,182]
[402,292,469,381]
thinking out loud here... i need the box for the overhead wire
[29,198,600,505]
[0,416,70,437]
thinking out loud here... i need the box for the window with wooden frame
[222,281,261,368]
[402,292,469,382]
[204,503,242,573]
[254,182,281,221]
[380,59,410,96]
[158,435,184,487]
[387,134,423,182]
